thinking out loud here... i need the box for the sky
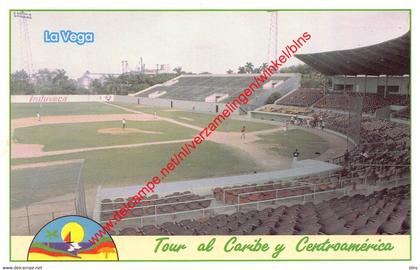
[11,11,410,79]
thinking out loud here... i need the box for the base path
[97,128,163,135]
[11,113,162,159]
[105,103,203,131]
[105,103,290,170]
[12,113,156,131]
[12,138,193,159]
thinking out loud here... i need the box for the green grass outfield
[11,141,256,208]
[13,120,197,151]
[258,129,329,160]
[11,102,130,119]
[112,103,278,132]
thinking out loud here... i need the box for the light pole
[14,11,33,76]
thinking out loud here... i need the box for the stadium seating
[314,93,409,113]
[276,88,325,107]
[260,105,314,115]
[393,107,410,120]
[213,173,343,205]
[313,93,349,110]
[113,185,410,235]
[135,75,288,102]
[99,191,212,222]
[311,111,410,183]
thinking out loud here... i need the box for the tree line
[11,63,330,95]
[10,69,179,95]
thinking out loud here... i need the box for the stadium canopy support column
[406,75,410,100]
[399,76,403,95]
[384,75,388,98]
[237,196,240,212]
[154,205,158,225]
[364,75,368,96]
[325,76,330,95]
[345,74,349,151]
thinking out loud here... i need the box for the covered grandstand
[271,31,411,116]
[295,31,409,76]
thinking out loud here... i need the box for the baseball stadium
[11,13,410,237]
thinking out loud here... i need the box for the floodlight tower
[267,11,279,62]
[13,11,34,75]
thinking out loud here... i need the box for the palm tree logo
[45,229,58,247]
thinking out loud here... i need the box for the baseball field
[11,101,344,233]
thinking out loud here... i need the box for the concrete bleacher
[99,191,213,223]
[134,74,290,102]
[276,88,325,107]
[314,92,409,113]
[93,159,342,226]
[213,171,344,205]
[109,184,410,235]
[93,155,409,235]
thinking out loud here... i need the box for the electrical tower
[13,11,34,75]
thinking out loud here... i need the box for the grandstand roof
[295,31,410,76]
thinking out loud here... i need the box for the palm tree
[238,66,246,74]
[173,67,183,75]
[260,62,269,71]
[103,75,121,95]
[45,229,58,247]
[245,62,254,73]
[52,69,68,83]
[99,246,116,259]
[47,69,69,94]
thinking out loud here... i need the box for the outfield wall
[11,95,114,103]
[114,95,238,114]
[11,94,239,114]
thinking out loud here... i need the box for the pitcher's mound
[98,128,163,135]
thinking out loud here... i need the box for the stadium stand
[276,88,325,107]
[100,191,212,222]
[393,107,410,120]
[310,111,410,188]
[260,105,314,116]
[313,93,409,113]
[110,184,409,235]
[134,75,288,102]
[213,173,343,205]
